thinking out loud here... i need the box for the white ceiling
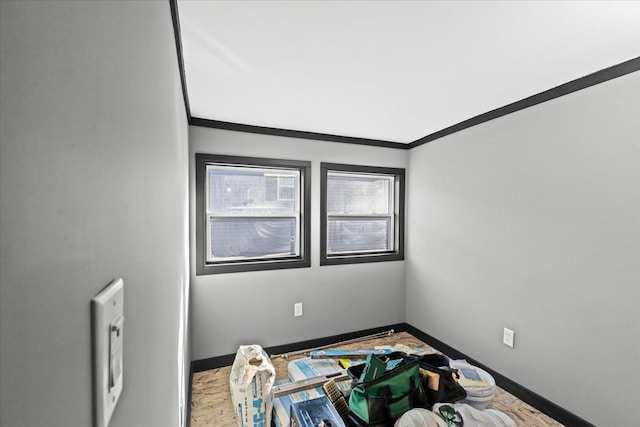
[177,1,640,144]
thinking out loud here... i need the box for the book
[457,367,490,387]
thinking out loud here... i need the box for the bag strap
[379,374,425,419]
[419,355,463,381]
[356,353,420,389]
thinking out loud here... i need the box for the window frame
[196,154,311,275]
[320,162,405,266]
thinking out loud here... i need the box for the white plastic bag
[229,345,276,427]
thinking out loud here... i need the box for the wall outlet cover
[503,327,515,348]
[92,278,124,427]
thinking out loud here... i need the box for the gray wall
[0,2,190,427]
[190,127,408,360]
[406,71,640,426]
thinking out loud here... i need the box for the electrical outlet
[503,327,515,348]
[294,302,303,317]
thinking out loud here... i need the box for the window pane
[208,166,299,216]
[278,176,295,200]
[210,218,298,259]
[327,173,391,215]
[327,218,390,253]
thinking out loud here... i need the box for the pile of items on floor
[229,343,516,427]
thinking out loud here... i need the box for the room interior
[1,1,638,427]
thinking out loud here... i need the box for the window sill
[197,258,310,275]
[320,252,404,266]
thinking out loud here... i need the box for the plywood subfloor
[190,331,563,427]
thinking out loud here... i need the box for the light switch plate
[92,278,124,427]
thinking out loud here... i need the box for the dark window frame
[196,154,311,275]
[320,162,405,266]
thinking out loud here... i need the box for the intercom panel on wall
[91,278,124,427]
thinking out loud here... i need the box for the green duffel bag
[348,352,429,426]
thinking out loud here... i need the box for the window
[196,154,311,274]
[320,163,405,265]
